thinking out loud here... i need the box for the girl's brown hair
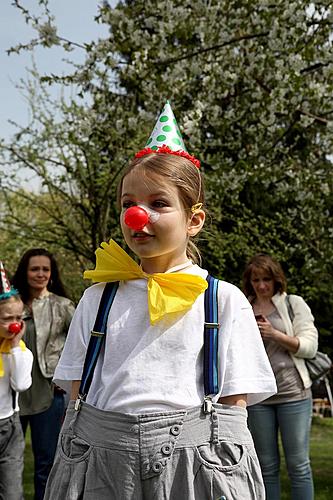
[117,153,205,263]
[242,253,287,297]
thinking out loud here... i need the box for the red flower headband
[134,145,201,169]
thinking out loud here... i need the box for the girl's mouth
[132,232,154,240]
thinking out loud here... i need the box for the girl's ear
[187,210,205,237]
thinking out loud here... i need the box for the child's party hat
[135,100,200,168]
[0,261,18,301]
[145,101,187,152]
[0,263,25,377]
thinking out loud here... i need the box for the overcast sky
[0,0,111,141]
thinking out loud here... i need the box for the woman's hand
[257,318,280,341]
[257,318,300,353]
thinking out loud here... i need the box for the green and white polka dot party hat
[145,100,187,152]
[135,101,201,168]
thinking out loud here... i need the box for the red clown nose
[124,206,149,231]
[8,322,22,335]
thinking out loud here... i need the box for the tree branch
[157,32,269,65]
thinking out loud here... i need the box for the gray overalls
[44,280,265,499]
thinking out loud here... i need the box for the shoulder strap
[76,282,119,408]
[285,294,295,322]
[203,275,220,398]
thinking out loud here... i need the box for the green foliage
[0,191,86,303]
[0,0,332,349]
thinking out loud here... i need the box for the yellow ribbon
[0,339,26,377]
[84,239,208,325]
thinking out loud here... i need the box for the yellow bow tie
[83,239,208,325]
[0,339,26,377]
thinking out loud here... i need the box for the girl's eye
[152,200,168,208]
[122,201,135,209]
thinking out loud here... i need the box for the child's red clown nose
[8,322,22,334]
[124,206,149,231]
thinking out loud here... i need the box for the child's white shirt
[0,346,33,418]
[54,264,276,413]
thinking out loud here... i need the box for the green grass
[23,418,333,499]
[23,428,34,500]
[281,417,333,500]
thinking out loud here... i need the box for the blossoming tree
[1,0,332,345]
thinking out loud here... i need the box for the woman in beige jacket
[243,253,317,500]
[12,249,75,500]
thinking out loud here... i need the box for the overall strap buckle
[74,394,85,412]
[203,396,213,414]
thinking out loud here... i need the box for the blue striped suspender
[75,281,119,410]
[203,275,220,412]
[74,276,220,412]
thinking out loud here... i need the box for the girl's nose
[124,206,149,231]
[8,322,22,334]
[124,205,160,231]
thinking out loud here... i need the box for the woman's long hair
[242,253,287,298]
[12,248,68,304]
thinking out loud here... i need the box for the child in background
[45,102,276,500]
[0,262,33,500]
[12,248,75,500]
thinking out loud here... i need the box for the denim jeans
[20,392,64,500]
[0,413,25,500]
[247,398,313,500]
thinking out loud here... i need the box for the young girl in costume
[0,262,33,500]
[45,102,276,500]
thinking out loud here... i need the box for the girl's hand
[218,394,247,407]
[10,321,26,348]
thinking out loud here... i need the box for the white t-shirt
[0,346,33,419]
[54,264,276,413]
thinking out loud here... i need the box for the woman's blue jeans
[247,398,314,500]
